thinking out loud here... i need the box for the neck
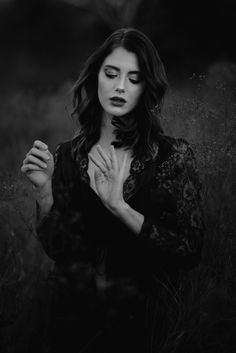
[99,111,116,147]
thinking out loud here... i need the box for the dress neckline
[78,153,145,202]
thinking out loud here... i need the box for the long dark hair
[72,27,168,161]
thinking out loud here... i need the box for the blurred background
[0,0,236,92]
[0,1,236,352]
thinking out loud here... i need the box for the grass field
[0,76,236,352]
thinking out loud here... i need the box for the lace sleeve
[36,142,85,264]
[139,139,205,269]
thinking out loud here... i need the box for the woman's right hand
[21,140,54,191]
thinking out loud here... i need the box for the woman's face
[98,46,145,117]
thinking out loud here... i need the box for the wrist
[106,200,144,235]
[36,198,53,223]
[107,200,130,217]
[33,181,52,202]
[35,183,53,222]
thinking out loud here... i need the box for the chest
[87,146,133,195]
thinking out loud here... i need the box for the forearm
[108,200,203,262]
[34,183,54,223]
[36,197,53,223]
[109,202,144,235]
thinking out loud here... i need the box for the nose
[115,87,125,94]
[115,76,126,93]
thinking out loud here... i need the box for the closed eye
[104,67,118,78]
[105,72,117,79]
[129,74,142,84]
[129,78,142,84]
[104,68,143,83]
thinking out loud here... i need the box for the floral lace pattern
[122,158,146,201]
[79,156,90,184]
[140,139,204,261]
[37,136,204,269]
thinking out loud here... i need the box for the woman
[21,28,204,353]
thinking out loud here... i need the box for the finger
[88,153,107,174]
[94,169,106,197]
[21,164,44,173]
[121,153,128,173]
[24,155,47,169]
[110,145,118,170]
[33,140,48,151]
[28,147,50,162]
[24,155,48,169]
[97,145,112,170]
[94,168,105,183]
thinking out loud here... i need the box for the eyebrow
[104,65,141,75]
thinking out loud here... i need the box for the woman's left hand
[88,145,127,212]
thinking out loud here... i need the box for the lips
[110,96,127,103]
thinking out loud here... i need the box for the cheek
[97,74,103,94]
[130,86,144,105]
[98,73,112,94]
[98,76,107,103]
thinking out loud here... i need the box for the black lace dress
[36,134,204,353]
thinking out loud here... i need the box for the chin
[104,106,130,117]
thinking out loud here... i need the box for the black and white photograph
[0,1,236,352]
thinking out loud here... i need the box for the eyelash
[105,72,141,84]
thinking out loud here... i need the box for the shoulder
[158,135,192,157]
[53,135,81,163]
[52,138,81,183]
[53,133,85,172]
[157,135,195,165]
[150,135,198,179]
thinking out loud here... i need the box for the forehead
[101,47,140,71]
